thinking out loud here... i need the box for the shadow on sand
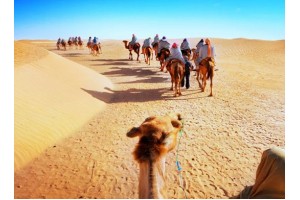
[82,87,167,103]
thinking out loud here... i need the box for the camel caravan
[122,35,216,97]
[56,34,216,97]
[56,36,84,50]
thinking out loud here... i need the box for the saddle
[181,49,191,56]
[166,59,184,71]
[200,57,216,68]
[158,48,170,58]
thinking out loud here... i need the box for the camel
[67,40,73,49]
[196,57,215,96]
[158,48,170,70]
[90,44,101,56]
[87,42,101,55]
[123,40,140,61]
[167,59,185,97]
[144,47,153,65]
[152,43,159,60]
[87,41,93,52]
[78,40,83,49]
[74,40,78,49]
[56,41,61,50]
[127,113,183,199]
[61,40,67,51]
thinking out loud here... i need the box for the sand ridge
[14,38,284,198]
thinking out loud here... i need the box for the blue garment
[199,44,215,60]
[166,46,185,64]
[158,40,170,53]
[143,38,152,48]
[180,40,190,50]
[93,37,98,44]
[196,41,204,53]
[129,35,137,46]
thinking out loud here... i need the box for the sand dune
[14,38,284,198]
[14,41,114,170]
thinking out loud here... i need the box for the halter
[175,120,187,198]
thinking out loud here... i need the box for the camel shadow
[89,59,131,66]
[101,67,167,84]
[63,53,82,57]
[82,87,167,103]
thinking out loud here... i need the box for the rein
[175,121,187,198]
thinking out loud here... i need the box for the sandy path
[14,39,284,198]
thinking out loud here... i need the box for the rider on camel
[157,36,170,58]
[180,38,191,56]
[142,37,152,55]
[151,34,160,46]
[161,42,185,72]
[129,34,138,50]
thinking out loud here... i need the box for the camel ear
[171,119,182,129]
[126,127,141,138]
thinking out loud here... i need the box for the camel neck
[138,158,166,199]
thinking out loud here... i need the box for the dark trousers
[181,71,190,89]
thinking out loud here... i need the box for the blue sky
[14,0,285,40]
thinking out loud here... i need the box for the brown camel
[158,48,170,70]
[56,41,61,50]
[144,47,153,65]
[167,59,185,97]
[152,43,159,60]
[86,41,93,53]
[78,40,83,49]
[74,40,78,49]
[61,40,67,51]
[127,113,183,199]
[67,40,73,49]
[91,43,100,56]
[123,40,140,61]
[196,57,215,96]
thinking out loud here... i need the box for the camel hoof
[209,94,213,97]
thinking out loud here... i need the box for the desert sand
[14,38,284,198]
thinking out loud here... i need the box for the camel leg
[170,78,174,91]
[174,81,177,97]
[176,81,181,96]
[209,76,213,97]
[196,71,203,90]
[178,76,183,96]
[202,76,206,92]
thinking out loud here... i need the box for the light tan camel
[191,49,215,96]
[196,57,215,96]
[127,113,183,199]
